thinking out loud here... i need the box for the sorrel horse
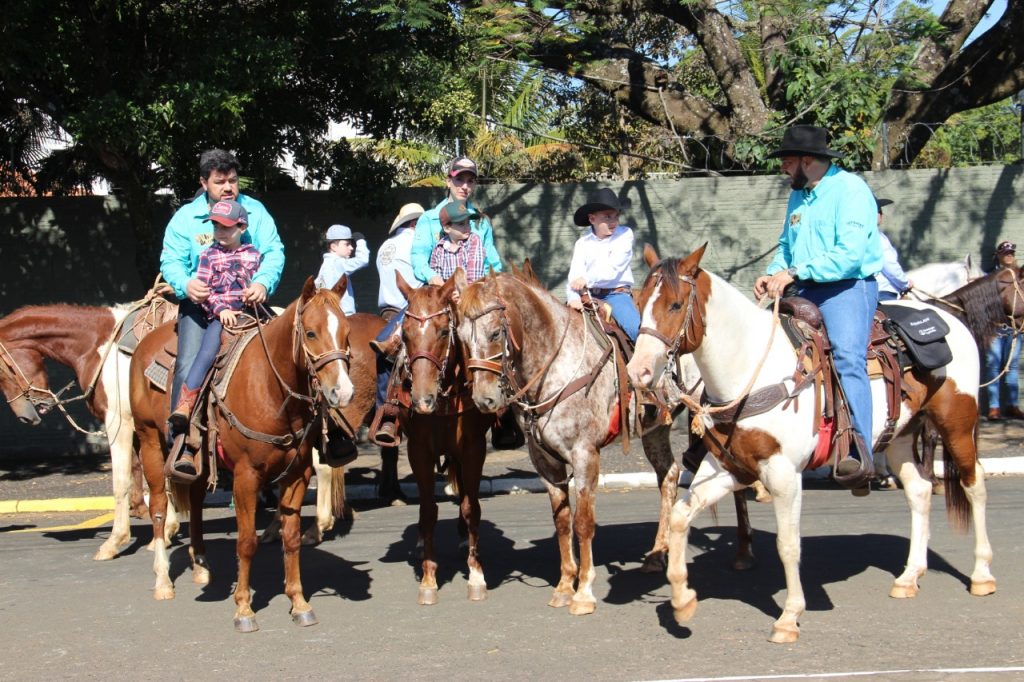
[130,277,354,632]
[393,272,492,604]
[0,299,176,559]
[454,265,683,615]
[627,244,996,642]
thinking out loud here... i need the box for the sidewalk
[2,419,1023,512]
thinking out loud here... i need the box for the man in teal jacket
[754,125,882,491]
[160,149,285,463]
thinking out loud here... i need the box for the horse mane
[461,272,558,332]
[933,273,1006,345]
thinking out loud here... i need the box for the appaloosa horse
[392,272,492,604]
[0,298,176,559]
[627,244,996,643]
[454,265,686,615]
[130,277,354,632]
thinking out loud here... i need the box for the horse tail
[167,480,192,520]
[331,465,350,520]
[941,439,972,533]
[443,459,460,498]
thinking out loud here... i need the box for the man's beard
[789,166,809,189]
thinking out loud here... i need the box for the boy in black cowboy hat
[566,187,641,342]
[753,124,883,492]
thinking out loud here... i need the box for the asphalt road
[1,480,1022,681]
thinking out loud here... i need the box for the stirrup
[165,434,201,483]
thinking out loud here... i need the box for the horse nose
[478,395,497,413]
[414,394,436,414]
[629,365,653,389]
[19,413,42,426]
[326,382,353,408]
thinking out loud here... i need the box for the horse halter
[637,271,704,361]
[403,305,457,396]
[0,341,53,411]
[288,298,352,404]
[463,300,520,393]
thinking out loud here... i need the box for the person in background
[873,197,913,301]
[376,203,425,320]
[314,224,369,314]
[565,187,640,342]
[983,240,1024,421]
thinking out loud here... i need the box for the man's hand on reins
[753,270,795,301]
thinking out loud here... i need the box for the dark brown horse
[393,273,492,604]
[130,277,354,632]
[0,300,175,558]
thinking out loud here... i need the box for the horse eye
[669,302,683,312]
[306,331,316,339]
[489,329,501,343]
[439,327,450,338]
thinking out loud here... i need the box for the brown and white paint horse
[130,277,354,632]
[455,265,682,615]
[627,244,995,643]
[0,301,176,559]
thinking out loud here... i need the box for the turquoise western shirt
[411,197,502,283]
[160,193,285,299]
[766,165,882,281]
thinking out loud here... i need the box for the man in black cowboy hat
[753,124,883,491]
[983,240,1024,422]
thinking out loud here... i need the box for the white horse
[627,244,997,643]
[906,255,982,299]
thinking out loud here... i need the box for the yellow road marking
[7,512,115,534]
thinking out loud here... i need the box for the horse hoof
[970,579,996,596]
[672,598,697,623]
[300,529,323,547]
[418,588,438,606]
[153,586,175,601]
[93,547,118,562]
[732,555,755,572]
[467,584,488,601]
[769,625,799,644]
[192,569,211,585]
[146,539,157,552]
[569,600,596,616]
[234,616,259,633]
[640,551,667,573]
[889,583,918,599]
[291,610,319,627]
[548,592,572,608]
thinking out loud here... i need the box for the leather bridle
[637,271,705,363]
[402,305,457,399]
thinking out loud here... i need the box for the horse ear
[396,271,414,302]
[302,276,317,302]
[331,274,348,297]
[521,259,539,284]
[508,261,521,278]
[643,243,660,269]
[682,242,708,270]
[440,271,458,303]
[453,267,468,294]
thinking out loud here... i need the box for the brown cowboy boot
[371,414,401,447]
[169,385,201,433]
[369,330,402,357]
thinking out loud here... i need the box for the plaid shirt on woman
[429,233,485,282]
[195,243,262,318]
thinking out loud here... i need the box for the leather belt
[590,285,632,298]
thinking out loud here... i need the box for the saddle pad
[144,360,170,393]
[879,303,952,370]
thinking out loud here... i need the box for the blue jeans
[597,291,641,343]
[184,319,223,390]
[799,278,878,461]
[878,290,898,301]
[984,327,1021,410]
[171,300,209,410]
[374,307,406,407]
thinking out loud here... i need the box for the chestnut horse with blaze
[394,272,492,604]
[627,244,996,643]
[130,277,354,632]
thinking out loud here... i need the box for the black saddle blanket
[879,303,952,370]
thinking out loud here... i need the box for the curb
[4,456,1024,514]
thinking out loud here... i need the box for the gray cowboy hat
[767,125,843,159]
[573,188,631,226]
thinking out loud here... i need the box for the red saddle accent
[602,399,621,448]
[808,416,833,470]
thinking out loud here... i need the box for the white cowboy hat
[389,203,425,234]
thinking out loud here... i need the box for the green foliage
[914,100,1023,168]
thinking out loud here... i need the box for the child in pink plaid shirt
[169,199,260,444]
[428,199,486,282]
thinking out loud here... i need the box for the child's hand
[568,299,584,311]
[570,277,588,292]
[219,309,239,327]
[429,276,445,286]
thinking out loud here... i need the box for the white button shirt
[565,225,636,302]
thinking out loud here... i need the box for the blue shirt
[411,197,502,283]
[876,232,911,295]
[766,165,882,282]
[314,239,370,315]
[160,193,285,299]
